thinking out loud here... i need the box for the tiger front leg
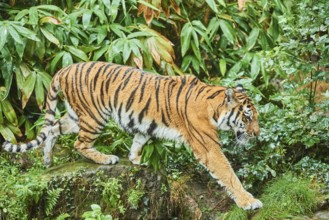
[188,133,262,210]
[129,133,150,165]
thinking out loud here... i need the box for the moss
[225,173,321,220]
[253,173,320,220]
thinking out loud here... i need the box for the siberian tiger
[2,62,262,210]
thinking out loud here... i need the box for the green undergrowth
[224,173,322,220]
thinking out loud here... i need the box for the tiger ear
[225,88,237,106]
[235,84,245,93]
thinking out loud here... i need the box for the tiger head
[217,85,260,145]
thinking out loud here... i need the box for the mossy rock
[27,160,171,219]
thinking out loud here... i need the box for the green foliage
[100,178,126,215]
[127,179,145,210]
[0,153,63,219]
[82,204,113,220]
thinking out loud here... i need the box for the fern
[46,188,63,216]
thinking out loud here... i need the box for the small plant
[127,179,145,210]
[82,204,113,220]
[46,188,63,216]
[101,178,126,216]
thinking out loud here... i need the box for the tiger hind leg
[128,133,150,165]
[74,116,119,164]
[43,112,79,167]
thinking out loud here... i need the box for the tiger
[2,61,262,210]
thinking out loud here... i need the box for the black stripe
[118,103,123,125]
[147,120,158,135]
[36,137,42,145]
[138,75,148,103]
[44,119,54,126]
[15,145,21,152]
[113,84,122,109]
[58,120,63,135]
[48,95,57,101]
[26,142,34,150]
[92,64,106,90]
[155,80,160,111]
[138,97,151,123]
[161,109,169,127]
[121,70,134,90]
[195,86,207,100]
[176,76,186,114]
[232,110,240,125]
[69,113,78,122]
[226,107,236,128]
[105,65,122,91]
[207,90,224,99]
[80,126,101,135]
[46,109,55,115]
[39,132,46,140]
[128,118,135,129]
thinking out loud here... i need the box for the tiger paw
[236,196,263,210]
[129,153,142,165]
[96,155,119,165]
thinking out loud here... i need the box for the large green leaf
[1,99,18,126]
[82,9,93,29]
[205,0,218,13]
[7,25,23,44]
[40,27,60,46]
[65,46,89,61]
[0,123,16,143]
[219,19,235,44]
[29,7,39,25]
[181,23,192,56]
[0,26,8,51]
[246,27,260,51]
[62,51,73,67]
[22,71,37,109]
[50,51,65,73]
[12,24,40,42]
[251,53,261,79]
[35,74,45,109]
[219,58,227,76]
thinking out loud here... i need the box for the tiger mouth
[236,131,250,144]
